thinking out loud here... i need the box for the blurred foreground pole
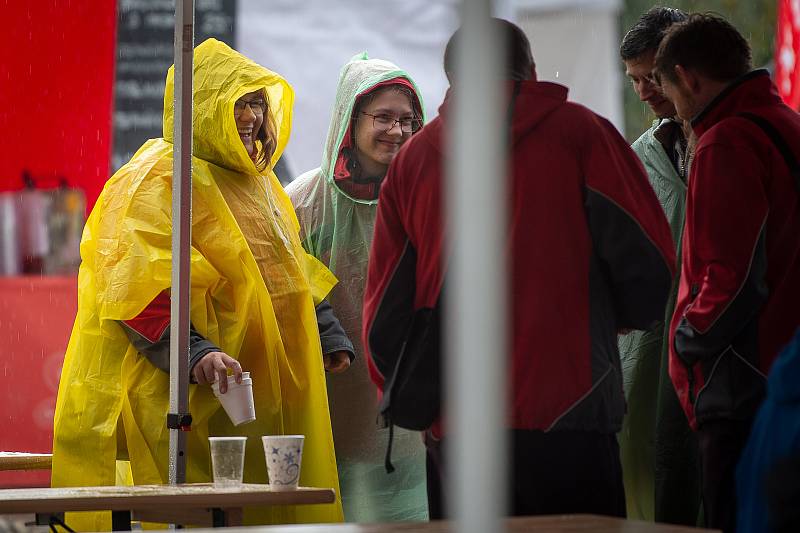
[447,1,508,532]
[169,0,194,486]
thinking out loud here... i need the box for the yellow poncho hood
[163,38,293,175]
[52,38,342,529]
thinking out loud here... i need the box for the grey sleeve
[118,321,220,382]
[316,299,355,362]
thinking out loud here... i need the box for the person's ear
[674,65,699,94]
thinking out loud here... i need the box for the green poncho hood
[286,53,429,521]
[320,52,425,203]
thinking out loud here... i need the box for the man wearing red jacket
[655,14,800,533]
[362,19,676,519]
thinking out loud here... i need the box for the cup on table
[211,371,255,426]
[209,436,247,487]
[262,435,305,491]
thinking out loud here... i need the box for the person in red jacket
[654,14,800,533]
[362,18,676,519]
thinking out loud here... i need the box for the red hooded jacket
[363,79,675,436]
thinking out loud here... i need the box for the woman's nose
[386,121,403,136]
[240,104,256,122]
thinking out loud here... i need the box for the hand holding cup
[194,351,243,393]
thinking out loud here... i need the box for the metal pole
[169,0,194,486]
[447,1,508,532]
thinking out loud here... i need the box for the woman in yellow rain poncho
[286,53,428,522]
[51,38,344,529]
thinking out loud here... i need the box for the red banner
[777,0,800,110]
[0,1,117,212]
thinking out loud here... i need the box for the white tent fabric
[237,0,623,178]
[515,0,623,131]
[236,0,623,180]
[237,0,459,178]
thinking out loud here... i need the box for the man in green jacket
[618,6,701,526]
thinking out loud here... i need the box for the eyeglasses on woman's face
[234,98,267,117]
[360,112,422,134]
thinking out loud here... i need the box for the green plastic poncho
[285,53,428,522]
[619,119,700,524]
[51,38,343,529]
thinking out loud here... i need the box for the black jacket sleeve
[118,321,220,382]
[584,188,674,331]
[316,299,355,362]
[581,117,675,331]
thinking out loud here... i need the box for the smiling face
[353,87,415,177]
[624,49,676,119]
[234,89,265,156]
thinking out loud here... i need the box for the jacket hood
[432,79,568,151]
[163,38,294,176]
[320,52,425,203]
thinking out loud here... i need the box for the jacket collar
[691,69,780,137]
[436,79,568,150]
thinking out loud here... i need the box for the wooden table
[0,483,336,530]
[205,515,718,532]
[0,452,53,471]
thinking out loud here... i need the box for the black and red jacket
[363,79,675,437]
[669,70,800,429]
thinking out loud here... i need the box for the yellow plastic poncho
[51,38,343,529]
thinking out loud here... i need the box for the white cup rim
[209,436,248,441]
[211,377,252,390]
[262,434,304,440]
[211,372,251,383]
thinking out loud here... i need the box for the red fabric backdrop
[777,0,800,110]
[0,1,116,487]
[0,0,117,212]
[0,277,77,487]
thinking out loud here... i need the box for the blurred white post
[447,1,508,532]
[169,0,194,486]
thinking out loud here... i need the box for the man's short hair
[655,13,753,84]
[443,18,534,82]
[620,7,688,61]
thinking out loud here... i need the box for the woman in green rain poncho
[286,53,428,522]
[51,39,344,530]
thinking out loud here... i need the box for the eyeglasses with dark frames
[234,98,267,117]
[360,112,422,133]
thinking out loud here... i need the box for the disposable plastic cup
[262,435,305,491]
[211,371,255,426]
[209,436,247,487]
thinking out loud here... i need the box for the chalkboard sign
[112,0,237,172]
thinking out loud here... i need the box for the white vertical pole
[447,1,508,532]
[169,0,194,486]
